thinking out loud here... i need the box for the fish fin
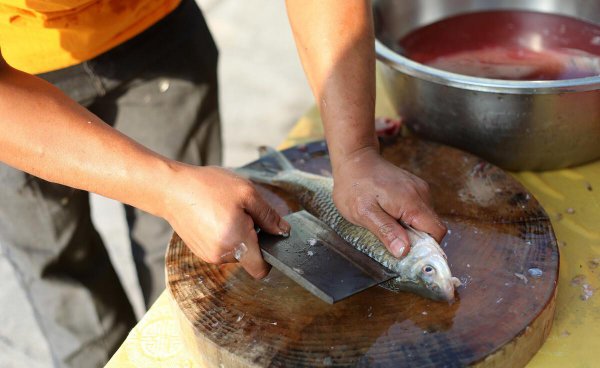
[235,147,296,184]
[235,166,278,185]
[258,146,296,171]
[234,146,296,184]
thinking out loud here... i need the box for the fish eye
[423,265,435,274]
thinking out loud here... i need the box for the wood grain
[166,137,559,367]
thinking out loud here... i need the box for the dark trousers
[0,0,221,366]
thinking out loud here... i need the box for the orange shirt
[0,0,181,74]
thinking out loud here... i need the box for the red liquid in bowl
[398,10,600,80]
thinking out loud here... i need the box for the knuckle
[400,208,418,224]
[417,179,431,193]
[216,226,235,246]
[377,222,397,238]
[405,186,421,199]
[259,205,277,223]
[238,182,257,199]
[355,198,375,218]
[218,213,248,239]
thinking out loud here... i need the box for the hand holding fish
[162,165,290,279]
[332,147,447,258]
[285,1,445,258]
[237,147,459,301]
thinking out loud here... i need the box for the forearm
[0,61,175,217]
[286,0,377,171]
[0,52,290,277]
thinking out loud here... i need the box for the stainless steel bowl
[374,0,600,170]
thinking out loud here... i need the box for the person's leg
[0,166,136,368]
[86,0,221,307]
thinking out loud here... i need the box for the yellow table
[107,72,600,368]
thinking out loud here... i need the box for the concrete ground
[92,0,314,318]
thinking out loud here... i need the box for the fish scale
[275,171,409,275]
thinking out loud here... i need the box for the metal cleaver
[258,210,399,304]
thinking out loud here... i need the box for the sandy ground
[91,0,314,318]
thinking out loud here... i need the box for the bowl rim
[376,40,600,94]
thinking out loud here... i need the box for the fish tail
[234,146,295,184]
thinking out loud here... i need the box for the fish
[425,46,600,81]
[236,147,460,302]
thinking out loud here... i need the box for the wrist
[141,157,190,221]
[324,119,379,169]
[330,142,380,177]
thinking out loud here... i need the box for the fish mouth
[440,286,456,302]
[432,282,456,302]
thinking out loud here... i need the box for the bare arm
[285,1,377,160]
[0,55,174,213]
[0,51,288,278]
[286,0,446,256]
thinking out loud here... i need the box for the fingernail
[234,242,248,261]
[390,238,407,258]
[278,218,290,237]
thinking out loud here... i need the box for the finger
[415,186,434,207]
[243,189,290,236]
[361,203,411,258]
[215,215,255,264]
[403,205,447,243]
[237,230,271,279]
[218,249,238,264]
[411,178,434,207]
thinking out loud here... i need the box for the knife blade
[258,210,399,304]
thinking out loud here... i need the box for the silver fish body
[238,151,459,302]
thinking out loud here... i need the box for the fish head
[402,239,458,302]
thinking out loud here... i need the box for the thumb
[243,189,290,236]
[360,203,410,258]
[404,206,447,243]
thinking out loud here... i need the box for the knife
[258,210,399,304]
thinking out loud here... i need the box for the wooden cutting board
[166,137,559,367]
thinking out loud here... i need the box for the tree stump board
[166,137,559,367]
